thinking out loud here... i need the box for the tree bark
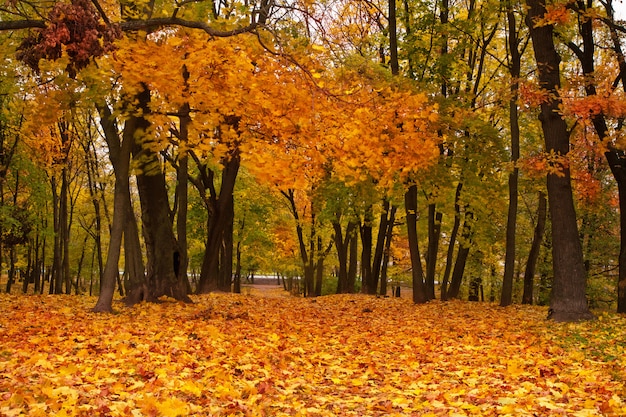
[360,205,374,294]
[405,184,427,303]
[447,210,473,299]
[525,0,593,321]
[600,0,626,313]
[196,150,240,293]
[133,141,191,303]
[93,105,134,312]
[425,203,441,300]
[440,182,462,300]
[379,205,397,296]
[522,191,547,304]
[333,219,357,294]
[501,4,522,307]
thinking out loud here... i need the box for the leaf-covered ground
[1,291,625,416]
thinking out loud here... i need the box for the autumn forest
[0,0,624,316]
[1,0,626,414]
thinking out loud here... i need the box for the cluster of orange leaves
[1,292,625,416]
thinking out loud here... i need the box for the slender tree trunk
[447,210,473,299]
[348,227,358,293]
[389,0,399,76]
[176,106,190,291]
[441,182,462,300]
[281,189,317,296]
[372,199,391,289]
[61,167,71,294]
[84,142,105,290]
[33,234,41,294]
[360,206,374,294]
[51,176,63,294]
[525,0,593,321]
[501,5,522,306]
[425,203,441,300]
[93,105,135,312]
[379,205,397,296]
[522,191,547,304]
[405,184,427,303]
[221,201,235,291]
[5,245,15,293]
[74,234,89,294]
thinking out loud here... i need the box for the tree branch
[0,20,45,30]
[119,16,261,36]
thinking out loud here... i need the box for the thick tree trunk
[196,152,240,293]
[405,184,427,303]
[525,0,593,321]
[595,1,626,312]
[522,191,547,304]
[133,146,190,303]
[333,220,357,294]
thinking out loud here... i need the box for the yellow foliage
[0,294,625,416]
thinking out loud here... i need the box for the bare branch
[120,17,261,36]
[0,20,45,30]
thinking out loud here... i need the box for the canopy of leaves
[1,293,625,416]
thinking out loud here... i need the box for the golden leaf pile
[1,292,625,416]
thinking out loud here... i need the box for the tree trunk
[133,146,190,303]
[51,175,63,294]
[360,206,374,294]
[372,199,391,290]
[334,220,357,294]
[441,182,462,300]
[379,205,397,296]
[522,191,547,304]
[598,0,626,313]
[61,167,71,294]
[195,141,240,294]
[501,4,522,307]
[447,210,473,299]
[525,0,593,321]
[405,184,427,303]
[348,227,358,293]
[93,104,135,312]
[425,203,441,300]
[606,151,626,313]
[234,239,242,294]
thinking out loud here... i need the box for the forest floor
[0,292,625,416]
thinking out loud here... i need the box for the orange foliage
[534,4,572,27]
[519,80,550,108]
[1,293,625,416]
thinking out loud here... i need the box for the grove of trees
[1,0,626,321]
